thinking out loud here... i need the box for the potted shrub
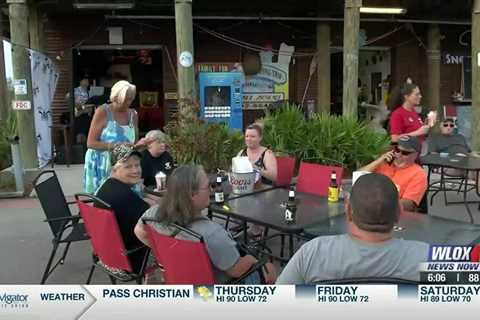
[165,99,244,174]
[0,112,19,192]
[262,104,390,176]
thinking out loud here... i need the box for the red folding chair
[76,193,149,284]
[296,161,343,196]
[144,223,215,285]
[275,156,296,187]
[443,104,457,122]
[142,219,268,284]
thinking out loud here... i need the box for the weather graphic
[196,286,213,301]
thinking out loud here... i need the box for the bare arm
[392,125,429,142]
[400,199,417,212]
[358,151,394,172]
[133,110,139,142]
[406,124,430,137]
[261,149,278,182]
[86,107,112,151]
[390,134,400,143]
[225,255,258,278]
[134,223,150,246]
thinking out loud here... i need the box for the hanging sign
[243,42,294,110]
[12,100,31,110]
[179,51,193,68]
[14,79,27,95]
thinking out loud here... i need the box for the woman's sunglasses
[393,146,415,156]
[443,123,455,128]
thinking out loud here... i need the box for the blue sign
[198,72,244,130]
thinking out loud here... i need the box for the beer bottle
[285,187,297,223]
[214,176,224,204]
[328,171,339,203]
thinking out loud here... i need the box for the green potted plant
[0,112,20,192]
[0,112,18,170]
[261,104,390,175]
[165,99,244,173]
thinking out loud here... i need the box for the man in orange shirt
[359,135,427,212]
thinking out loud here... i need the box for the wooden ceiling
[0,0,474,22]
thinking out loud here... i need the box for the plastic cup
[155,171,167,190]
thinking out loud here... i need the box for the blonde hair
[145,130,168,144]
[110,80,136,108]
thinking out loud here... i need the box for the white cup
[155,171,167,190]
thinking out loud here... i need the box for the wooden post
[0,13,8,121]
[426,24,441,115]
[29,1,45,52]
[342,0,362,118]
[472,0,480,151]
[8,0,38,168]
[175,0,196,101]
[316,23,331,114]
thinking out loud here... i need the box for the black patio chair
[33,170,89,284]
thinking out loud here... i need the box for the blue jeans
[241,270,262,284]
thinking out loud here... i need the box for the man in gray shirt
[427,118,470,155]
[276,173,429,284]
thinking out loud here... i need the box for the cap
[398,135,421,153]
[110,143,142,166]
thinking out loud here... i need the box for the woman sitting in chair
[238,123,277,185]
[134,164,276,284]
[95,144,153,274]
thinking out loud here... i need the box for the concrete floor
[0,165,479,284]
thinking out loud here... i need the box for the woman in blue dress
[83,80,149,193]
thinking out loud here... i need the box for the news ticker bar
[420,272,480,284]
[0,284,480,319]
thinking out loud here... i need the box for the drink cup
[155,171,167,190]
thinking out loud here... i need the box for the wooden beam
[29,1,45,52]
[7,0,38,168]
[175,0,196,101]
[342,0,362,118]
[0,13,8,121]
[316,23,331,114]
[426,24,441,114]
[472,0,480,150]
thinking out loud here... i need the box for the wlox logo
[429,245,480,262]
[0,293,29,309]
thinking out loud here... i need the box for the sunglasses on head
[443,123,455,128]
[393,146,415,155]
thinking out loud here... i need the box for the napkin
[232,156,253,173]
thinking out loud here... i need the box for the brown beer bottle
[285,187,297,223]
[214,176,224,204]
[328,171,339,203]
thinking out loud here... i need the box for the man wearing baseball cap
[276,173,429,284]
[358,135,427,212]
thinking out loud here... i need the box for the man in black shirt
[141,130,174,187]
